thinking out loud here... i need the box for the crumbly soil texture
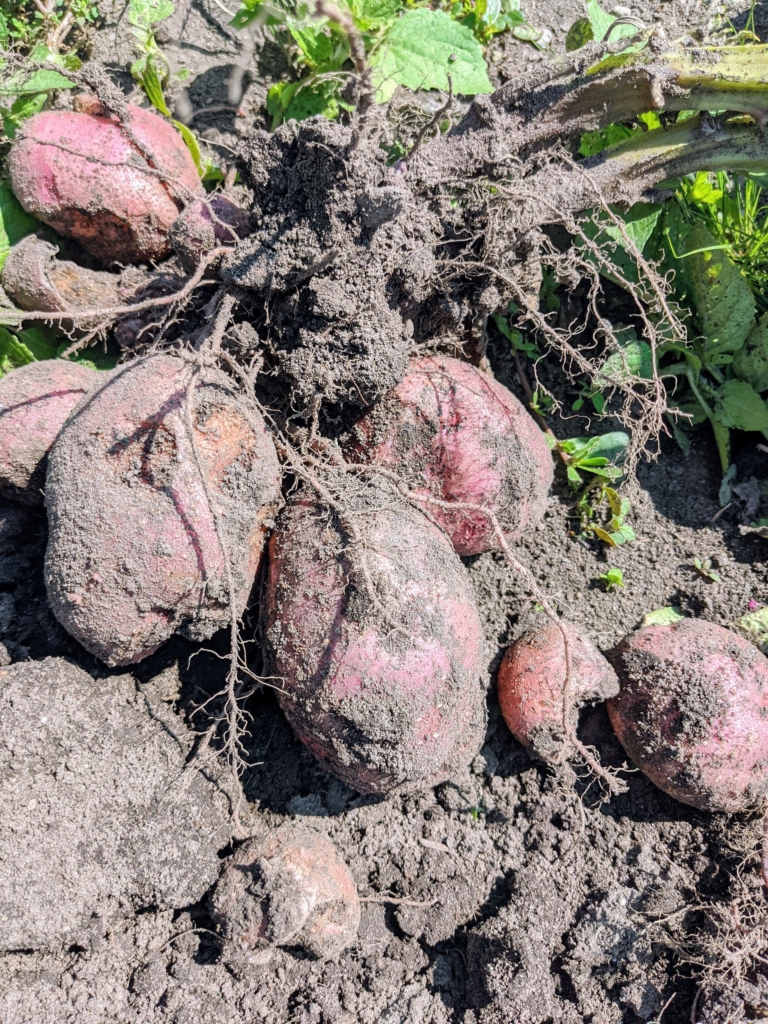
[4,0,768,1022]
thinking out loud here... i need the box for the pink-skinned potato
[0,359,100,505]
[498,621,618,764]
[210,824,360,960]
[345,355,553,556]
[170,194,250,273]
[263,484,488,794]
[608,619,768,812]
[45,354,281,666]
[8,103,203,265]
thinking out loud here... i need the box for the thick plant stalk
[413,45,768,188]
[515,115,768,230]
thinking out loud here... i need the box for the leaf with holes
[370,9,492,102]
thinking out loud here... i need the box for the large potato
[608,619,768,812]
[498,621,618,764]
[0,359,99,505]
[9,104,203,264]
[263,484,488,794]
[45,354,281,666]
[346,355,553,555]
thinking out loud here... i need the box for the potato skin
[608,619,768,812]
[9,106,203,264]
[263,487,487,794]
[498,621,618,764]
[45,355,281,666]
[346,355,553,555]
[210,824,360,960]
[0,360,99,505]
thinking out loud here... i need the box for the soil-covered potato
[346,355,552,555]
[608,618,768,812]
[8,104,203,264]
[0,657,231,951]
[45,354,281,666]
[0,359,100,505]
[498,621,618,764]
[210,824,360,960]
[170,194,251,273]
[263,482,487,794]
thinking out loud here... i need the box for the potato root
[9,105,203,264]
[263,483,487,794]
[45,354,281,666]
[346,355,552,555]
[0,359,100,505]
[498,621,618,764]
[210,824,360,960]
[608,619,768,812]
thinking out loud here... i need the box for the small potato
[608,619,768,812]
[0,360,100,505]
[45,354,281,666]
[9,104,203,265]
[210,824,360,960]
[498,621,618,764]
[263,483,488,794]
[170,195,250,273]
[346,355,552,555]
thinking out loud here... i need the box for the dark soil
[3,0,768,1021]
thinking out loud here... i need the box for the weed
[584,485,636,547]
[693,557,721,583]
[599,567,625,591]
[549,431,629,489]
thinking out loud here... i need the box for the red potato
[498,621,619,764]
[345,355,553,556]
[170,195,251,273]
[210,824,360,960]
[263,484,488,794]
[8,104,203,265]
[0,360,100,505]
[608,619,768,812]
[44,354,281,666]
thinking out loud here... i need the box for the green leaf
[173,120,203,176]
[732,312,768,393]
[663,206,756,360]
[601,328,654,383]
[565,15,592,50]
[642,605,686,626]
[591,526,617,546]
[348,0,402,29]
[578,202,662,287]
[740,606,768,652]
[714,379,768,432]
[585,0,637,42]
[0,69,75,95]
[127,0,175,30]
[579,121,637,158]
[0,181,44,271]
[0,11,8,48]
[370,9,492,102]
[267,80,340,127]
[0,326,35,377]
[139,58,170,115]
[2,92,47,140]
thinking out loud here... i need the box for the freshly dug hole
[0,359,100,505]
[45,354,281,666]
[8,104,203,264]
[608,618,768,812]
[498,621,619,764]
[263,481,488,794]
[210,824,360,961]
[345,355,552,555]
